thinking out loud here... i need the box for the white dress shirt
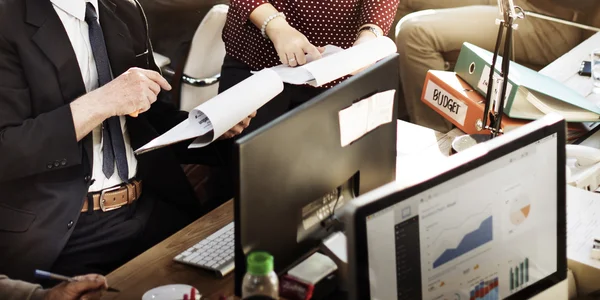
[51,0,138,192]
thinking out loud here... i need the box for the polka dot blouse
[223,0,399,72]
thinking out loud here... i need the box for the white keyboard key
[173,222,235,277]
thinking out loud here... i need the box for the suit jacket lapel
[26,0,93,170]
[99,0,136,77]
[26,0,86,104]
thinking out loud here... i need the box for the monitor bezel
[350,118,567,300]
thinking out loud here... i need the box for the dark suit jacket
[0,0,221,281]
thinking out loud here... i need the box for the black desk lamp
[452,0,524,152]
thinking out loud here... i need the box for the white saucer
[141,284,201,300]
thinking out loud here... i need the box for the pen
[34,270,120,293]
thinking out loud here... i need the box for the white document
[477,65,514,107]
[268,45,343,85]
[338,90,396,147]
[287,252,338,285]
[135,69,284,154]
[321,232,347,263]
[395,121,456,189]
[566,185,600,269]
[270,37,397,87]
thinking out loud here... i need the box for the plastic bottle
[242,251,279,299]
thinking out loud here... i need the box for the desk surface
[104,121,450,300]
[104,201,235,300]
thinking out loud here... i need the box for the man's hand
[43,274,108,300]
[70,67,172,141]
[219,111,257,140]
[94,67,172,118]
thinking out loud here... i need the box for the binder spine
[454,44,518,117]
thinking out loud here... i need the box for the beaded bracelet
[261,12,286,39]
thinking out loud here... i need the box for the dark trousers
[50,189,193,278]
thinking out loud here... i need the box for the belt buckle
[99,185,124,212]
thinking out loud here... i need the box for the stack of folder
[420,42,594,140]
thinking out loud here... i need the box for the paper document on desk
[394,121,457,188]
[338,90,396,147]
[566,185,600,269]
[135,69,284,154]
[270,37,397,87]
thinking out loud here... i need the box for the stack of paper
[270,37,397,87]
[135,37,398,154]
[135,69,284,154]
[566,186,600,269]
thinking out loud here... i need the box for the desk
[539,31,600,135]
[104,201,235,300]
[104,121,450,299]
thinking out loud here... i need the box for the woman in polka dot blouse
[218,0,399,136]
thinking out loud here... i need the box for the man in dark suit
[0,0,251,281]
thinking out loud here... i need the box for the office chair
[153,4,229,111]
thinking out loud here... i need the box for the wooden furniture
[103,201,235,300]
[102,122,452,299]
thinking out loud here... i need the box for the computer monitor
[233,54,400,295]
[346,114,567,300]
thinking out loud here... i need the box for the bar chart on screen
[419,193,498,300]
[509,258,530,292]
[469,277,499,300]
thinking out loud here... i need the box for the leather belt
[81,180,142,212]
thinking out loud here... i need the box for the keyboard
[173,222,235,277]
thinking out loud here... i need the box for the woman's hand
[349,28,381,75]
[265,18,322,67]
[353,29,379,47]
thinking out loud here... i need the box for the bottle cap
[247,252,274,276]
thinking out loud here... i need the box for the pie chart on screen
[510,194,531,226]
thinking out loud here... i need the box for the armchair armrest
[181,73,221,87]
[155,55,220,87]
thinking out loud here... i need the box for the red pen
[190,288,196,299]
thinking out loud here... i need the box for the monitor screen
[365,133,558,300]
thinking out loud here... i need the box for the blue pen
[34,270,120,292]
